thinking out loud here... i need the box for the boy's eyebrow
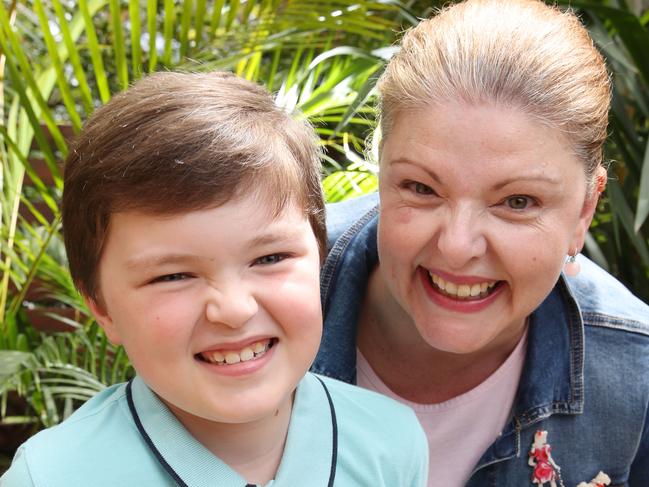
[124,229,304,269]
[125,253,206,270]
[247,228,303,248]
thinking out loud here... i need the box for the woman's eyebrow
[492,174,562,191]
[388,157,443,184]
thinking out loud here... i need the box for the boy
[1,72,427,486]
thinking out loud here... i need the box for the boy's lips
[197,338,276,365]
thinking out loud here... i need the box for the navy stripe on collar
[127,377,338,487]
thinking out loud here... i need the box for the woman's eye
[505,195,534,210]
[254,254,287,265]
[407,181,435,195]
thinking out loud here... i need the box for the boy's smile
[197,337,278,377]
[199,337,274,365]
[87,193,322,437]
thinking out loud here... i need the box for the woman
[311,0,649,485]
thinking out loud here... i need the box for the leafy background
[1,0,648,470]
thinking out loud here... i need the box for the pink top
[356,329,528,487]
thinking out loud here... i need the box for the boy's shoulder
[316,372,417,422]
[1,382,171,487]
[315,372,425,446]
[307,373,428,486]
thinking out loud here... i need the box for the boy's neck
[166,393,294,485]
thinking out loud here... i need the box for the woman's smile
[419,267,505,313]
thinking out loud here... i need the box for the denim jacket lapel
[472,277,585,472]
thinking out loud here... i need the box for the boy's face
[87,194,322,428]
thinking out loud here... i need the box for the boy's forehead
[104,193,309,241]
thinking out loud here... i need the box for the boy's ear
[570,166,606,253]
[84,295,123,345]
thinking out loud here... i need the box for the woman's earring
[564,251,581,277]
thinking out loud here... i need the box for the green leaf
[195,0,207,46]
[33,0,83,132]
[147,0,159,72]
[179,0,194,59]
[51,0,94,116]
[163,0,176,65]
[129,0,143,77]
[572,2,649,86]
[636,136,649,232]
[209,0,225,35]
[79,0,111,103]
[0,351,33,386]
[0,7,60,170]
[608,179,649,267]
[225,0,241,31]
[110,0,129,90]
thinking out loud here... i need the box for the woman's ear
[84,295,123,345]
[570,166,606,253]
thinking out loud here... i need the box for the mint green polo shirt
[1,373,427,486]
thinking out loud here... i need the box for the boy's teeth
[225,352,241,364]
[428,271,497,300]
[240,347,254,361]
[203,339,272,365]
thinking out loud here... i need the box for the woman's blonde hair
[378,0,610,189]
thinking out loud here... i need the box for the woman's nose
[204,282,258,328]
[435,206,487,269]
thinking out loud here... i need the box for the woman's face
[377,101,599,355]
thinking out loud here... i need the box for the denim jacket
[311,193,649,486]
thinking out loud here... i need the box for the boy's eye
[254,254,287,265]
[151,273,190,283]
[505,195,534,210]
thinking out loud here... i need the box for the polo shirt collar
[128,373,335,487]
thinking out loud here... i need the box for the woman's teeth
[428,272,497,299]
[201,339,272,365]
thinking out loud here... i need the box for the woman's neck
[357,265,525,404]
[166,394,293,485]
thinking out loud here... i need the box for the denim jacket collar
[312,202,585,467]
[314,206,380,384]
[478,278,585,468]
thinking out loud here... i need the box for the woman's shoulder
[566,254,649,335]
[325,192,379,248]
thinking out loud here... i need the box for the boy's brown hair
[62,71,325,301]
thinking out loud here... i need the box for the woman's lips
[419,267,505,312]
[427,270,498,300]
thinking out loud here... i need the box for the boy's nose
[204,284,258,328]
[436,207,487,269]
